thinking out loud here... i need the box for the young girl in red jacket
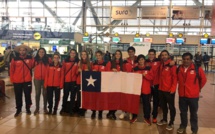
[76,51,92,116]
[44,53,64,115]
[60,49,79,115]
[91,50,111,119]
[133,54,154,125]
[106,50,124,120]
[33,48,52,115]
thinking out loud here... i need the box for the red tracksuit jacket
[44,63,64,89]
[76,61,93,85]
[62,58,79,82]
[133,66,154,94]
[146,58,161,85]
[111,60,123,71]
[92,60,111,72]
[159,59,177,93]
[177,63,207,98]
[33,58,52,80]
[123,56,138,72]
[10,55,34,83]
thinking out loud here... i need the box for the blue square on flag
[82,71,101,92]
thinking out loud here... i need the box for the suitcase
[0,80,9,99]
[0,80,5,98]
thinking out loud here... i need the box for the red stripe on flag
[82,91,140,114]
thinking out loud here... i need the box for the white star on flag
[86,75,97,87]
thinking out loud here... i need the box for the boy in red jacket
[133,55,154,125]
[145,49,161,123]
[157,50,177,131]
[10,45,34,117]
[121,46,138,122]
[177,52,207,134]
[44,53,64,115]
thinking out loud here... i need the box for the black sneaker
[91,112,96,119]
[60,108,64,115]
[14,110,21,117]
[48,110,52,115]
[98,113,102,120]
[52,111,57,115]
[111,114,117,120]
[34,109,39,115]
[106,112,111,119]
[69,112,74,117]
[26,109,31,115]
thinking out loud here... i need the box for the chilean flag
[81,71,142,114]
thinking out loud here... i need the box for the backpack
[176,64,200,84]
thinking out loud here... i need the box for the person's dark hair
[204,52,206,55]
[148,49,156,54]
[182,52,193,60]
[80,51,91,70]
[137,54,145,61]
[160,50,170,56]
[34,48,49,66]
[96,50,103,56]
[65,49,79,62]
[111,50,123,71]
[127,46,136,53]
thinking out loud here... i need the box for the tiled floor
[0,71,215,134]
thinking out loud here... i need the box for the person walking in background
[60,49,79,116]
[10,45,34,117]
[91,50,111,120]
[104,51,111,62]
[194,52,202,67]
[4,46,15,76]
[157,50,177,131]
[202,52,210,72]
[76,51,92,116]
[44,53,64,115]
[33,48,52,115]
[176,52,207,134]
[106,50,124,120]
[133,54,154,125]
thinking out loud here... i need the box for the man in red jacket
[157,50,177,131]
[177,52,207,134]
[10,45,34,117]
[145,49,161,123]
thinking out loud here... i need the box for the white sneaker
[129,113,132,120]
[119,112,125,119]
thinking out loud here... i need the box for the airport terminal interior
[0,0,215,134]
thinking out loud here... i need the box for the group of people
[9,44,207,134]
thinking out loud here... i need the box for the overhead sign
[130,42,151,56]
[142,6,167,19]
[133,38,143,43]
[172,6,200,20]
[82,37,89,43]
[112,37,121,43]
[33,32,41,40]
[112,7,137,20]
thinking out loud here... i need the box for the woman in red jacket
[60,49,79,115]
[91,50,111,119]
[44,53,64,115]
[33,48,51,115]
[76,51,92,116]
[106,50,123,120]
[133,54,154,125]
